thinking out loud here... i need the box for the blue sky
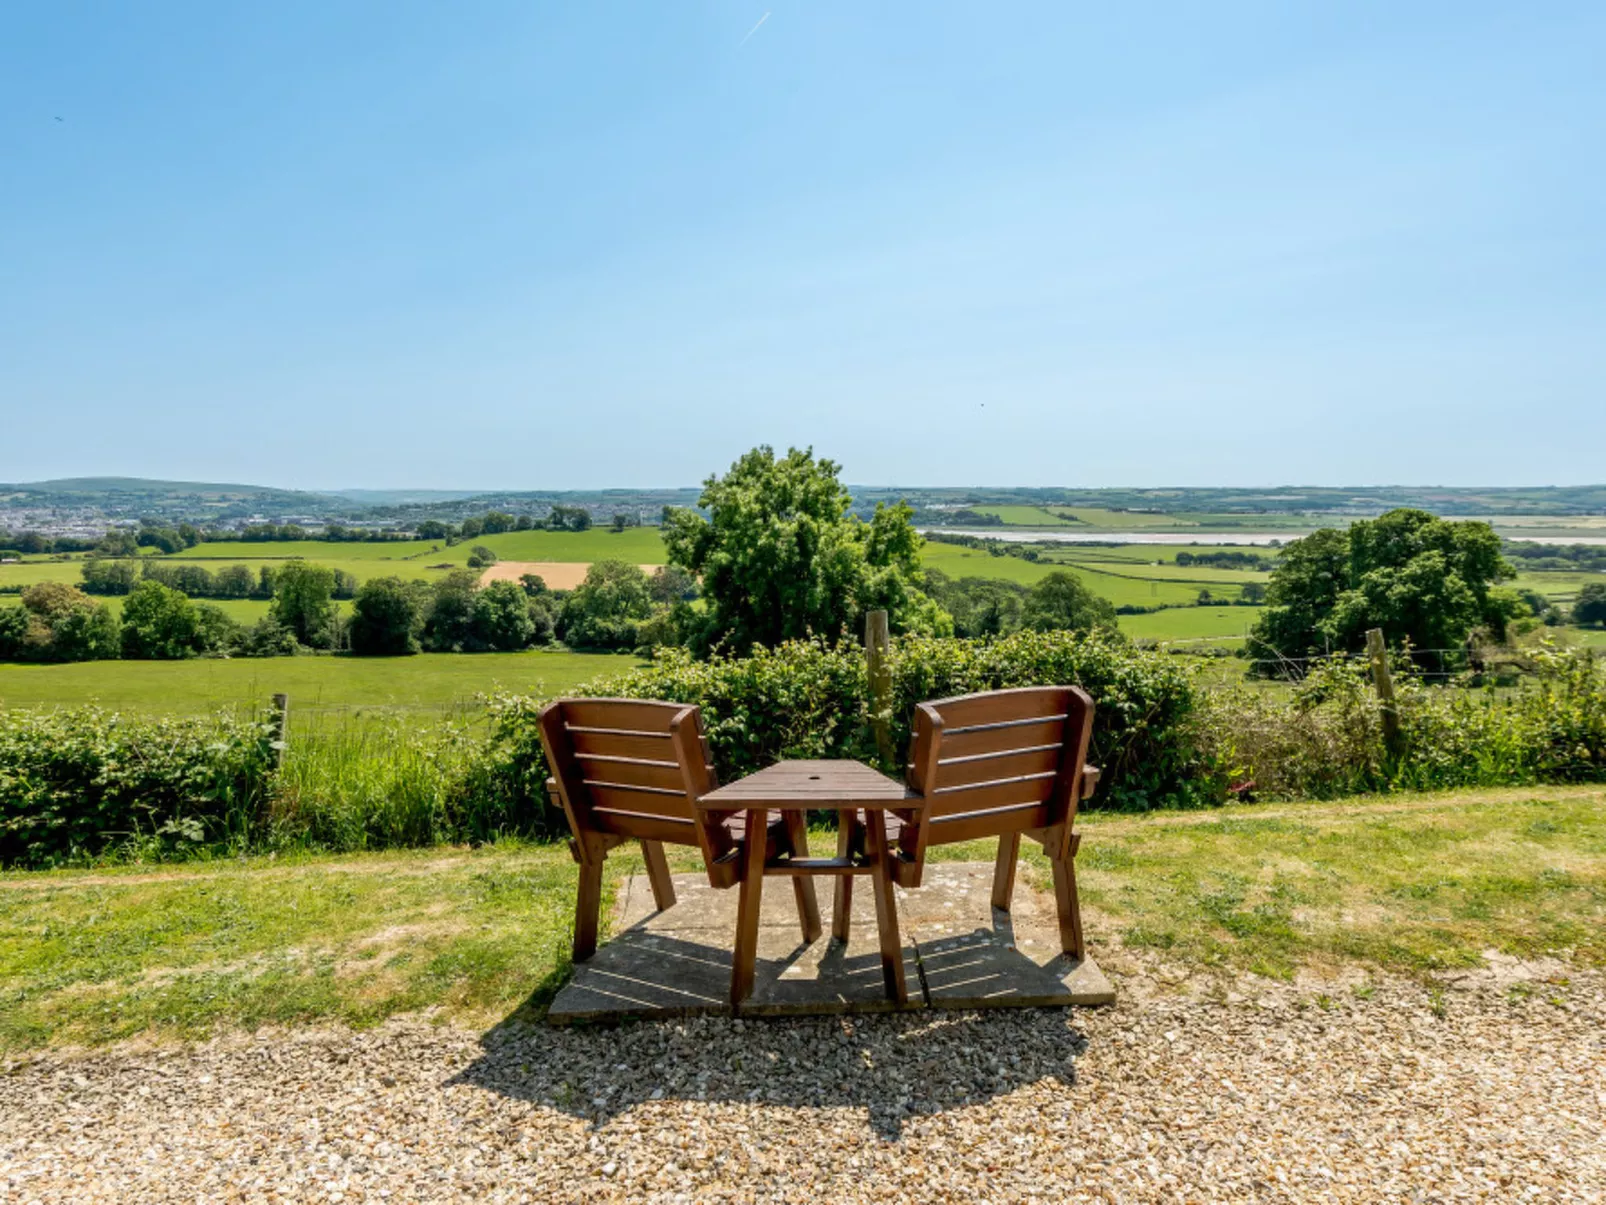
[3,2,1602,490]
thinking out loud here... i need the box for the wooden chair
[538,698,821,961]
[834,686,1101,959]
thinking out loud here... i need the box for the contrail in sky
[738,11,770,46]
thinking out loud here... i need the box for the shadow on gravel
[454,1007,1088,1141]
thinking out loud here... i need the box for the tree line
[79,558,357,600]
[0,505,625,560]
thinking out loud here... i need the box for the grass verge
[1,785,1600,1051]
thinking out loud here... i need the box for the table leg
[830,816,854,942]
[730,808,769,1009]
[863,810,909,1006]
[781,809,823,943]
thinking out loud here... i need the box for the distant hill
[2,476,1602,532]
[0,478,349,523]
[10,477,308,496]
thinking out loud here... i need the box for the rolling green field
[968,506,1321,532]
[1117,606,1263,643]
[6,534,1599,670]
[0,650,638,716]
[1513,571,1601,605]
[171,527,668,568]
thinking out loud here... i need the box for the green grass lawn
[1,784,1598,1049]
[0,650,640,715]
[1118,606,1263,642]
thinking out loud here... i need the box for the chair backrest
[538,698,731,865]
[900,686,1095,860]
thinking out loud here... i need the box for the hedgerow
[0,707,277,867]
[2,638,1602,868]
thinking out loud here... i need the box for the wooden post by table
[270,693,290,768]
[865,609,893,769]
[1365,628,1404,761]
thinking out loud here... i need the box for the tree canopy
[662,445,948,653]
[1249,509,1517,668]
[1574,582,1606,628]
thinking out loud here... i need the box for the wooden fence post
[1364,629,1404,761]
[865,610,894,768]
[270,693,290,768]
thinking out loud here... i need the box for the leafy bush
[1201,645,1606,799]
[475,631,1217,835]
[0,708,277,867]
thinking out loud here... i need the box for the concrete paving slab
[901,863,1116,1009]
[549,861,1114,1023]
[550,871,921,1023]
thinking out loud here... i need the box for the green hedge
[0,708,277,867]
[3,637,1600,868]
[1202,645,1606,800]
[479,630,1218,836]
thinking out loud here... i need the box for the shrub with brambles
[0,708,277,867]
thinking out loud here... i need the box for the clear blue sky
[3,2,1602,490]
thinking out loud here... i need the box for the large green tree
[120,580,202,659]
[1021,571,1118,634]
[421,570,480,651]
[349,576,425,655]
[269,562,337,647]
[662,446,949,653]
[11,583,120,662]
[473,580,540,651]
[558,560,654,650]
[1249,509,1517,670]
[1574,582,1606,628]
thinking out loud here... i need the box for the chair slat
[592,811,698,843]
[574,754,684,792]
[927,687,1073,730]
[938,716,1065,760]
[936,744,1061,789]
[569,728,677,761]
[563,699,686,732]
[585,781,695,820]
[928,774,1055,817]
[927,802,1052,844]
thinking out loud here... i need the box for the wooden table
[697,759,920,1009]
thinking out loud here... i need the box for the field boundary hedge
[2,636,1602,868]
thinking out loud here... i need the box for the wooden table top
[698,759,918,812]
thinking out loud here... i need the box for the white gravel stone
[1,966,1601,1203]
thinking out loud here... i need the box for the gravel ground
[2,966,1602,1204]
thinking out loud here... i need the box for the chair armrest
[1080,766,1101,801]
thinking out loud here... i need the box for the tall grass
[271,714,485,851]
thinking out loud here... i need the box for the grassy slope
[2,785,1599,1049]
[0,650,639,714]
[1118,606,1263,642]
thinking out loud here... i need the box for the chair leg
[991,831,1021,911]
[782,810,823,943]
[572,855,605,962]
[1048,850,1086,961]
[831,816,855,941]
[639,839,676,912]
